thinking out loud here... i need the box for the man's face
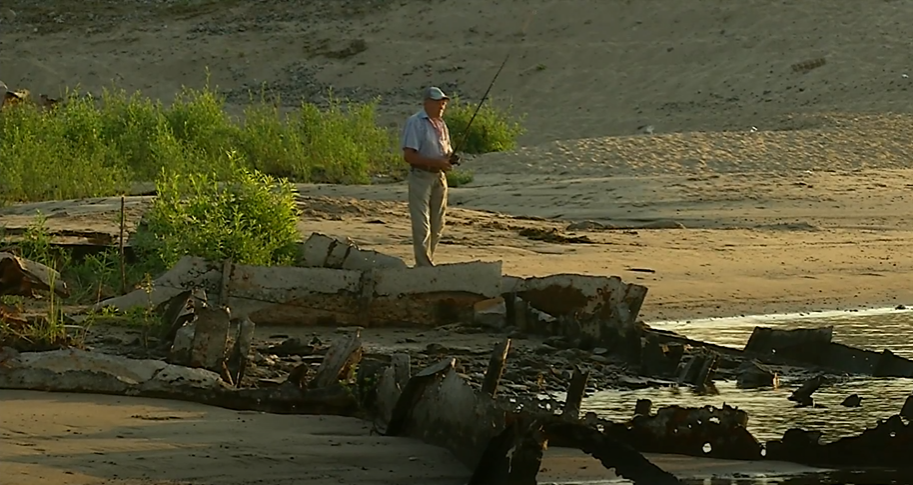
[424,98,448,118]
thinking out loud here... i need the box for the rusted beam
[481,338,511,397]
[561,365,589,421]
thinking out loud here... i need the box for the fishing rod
[450,52,511,165]
[450,11,535,165]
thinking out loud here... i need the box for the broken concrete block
[372,261,502,298]
[299,232,407,270]
[299,233,336,267]
[140,362,227,393]
[226,265,363,325]
[366,261,503,326]
[169,322,196,365]
[341,248,407,271]
[0,252,70,298]
[190,307,231,371]
[96,256,221,312]
[325,237,352,268]
[0,348,227,397]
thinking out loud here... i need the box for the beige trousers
[408,169,448,267]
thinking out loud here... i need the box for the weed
[445,96,526,154]
[132,155,301,272]
[0,76,401,204]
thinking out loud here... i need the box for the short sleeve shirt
[401,110,452,159]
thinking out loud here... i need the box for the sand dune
[3,0,913,143]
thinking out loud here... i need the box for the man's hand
[449,152,462,166]
[434,157,453,172]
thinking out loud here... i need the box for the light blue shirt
[401,109,452,160]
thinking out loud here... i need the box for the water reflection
[648,310,913,359]
[582,311,913,442]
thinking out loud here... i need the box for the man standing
[400,86,461,267]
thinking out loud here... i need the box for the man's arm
[401,118,450,170]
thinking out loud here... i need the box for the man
[400,86,461,267]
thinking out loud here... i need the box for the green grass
[132,159,302,273]
[0,81,402,204]
[445,96,526,155]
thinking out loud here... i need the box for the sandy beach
[1,390,828,485]
[2,0,913,482]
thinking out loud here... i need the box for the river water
[575,308,913,484]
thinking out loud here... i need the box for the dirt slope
[2,0,912,144]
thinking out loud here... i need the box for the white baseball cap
[423,86,450,101]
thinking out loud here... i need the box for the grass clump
[0,79,400,204]
[445,96,526,155]
[132,154,301,273]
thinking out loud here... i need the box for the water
[582,309,913,443]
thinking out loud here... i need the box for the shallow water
[582,309,913,442]
[576,310,913,484]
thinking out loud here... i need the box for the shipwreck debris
[97,254,506,328]
[379,344,683,485]
[766,414,912,468]
[603,403,760,461]
[736,360,779,389]
[0,252,69,298]
[789,374,826,408]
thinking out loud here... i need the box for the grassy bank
[0,82,525,204]
[0,84,401,203]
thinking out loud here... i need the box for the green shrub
[444,97,525,154]
[446,169,474,187]
[132,153,301,272]
[0,78,400,204]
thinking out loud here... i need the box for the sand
[2,0,913,482]
[1,390,826,485]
